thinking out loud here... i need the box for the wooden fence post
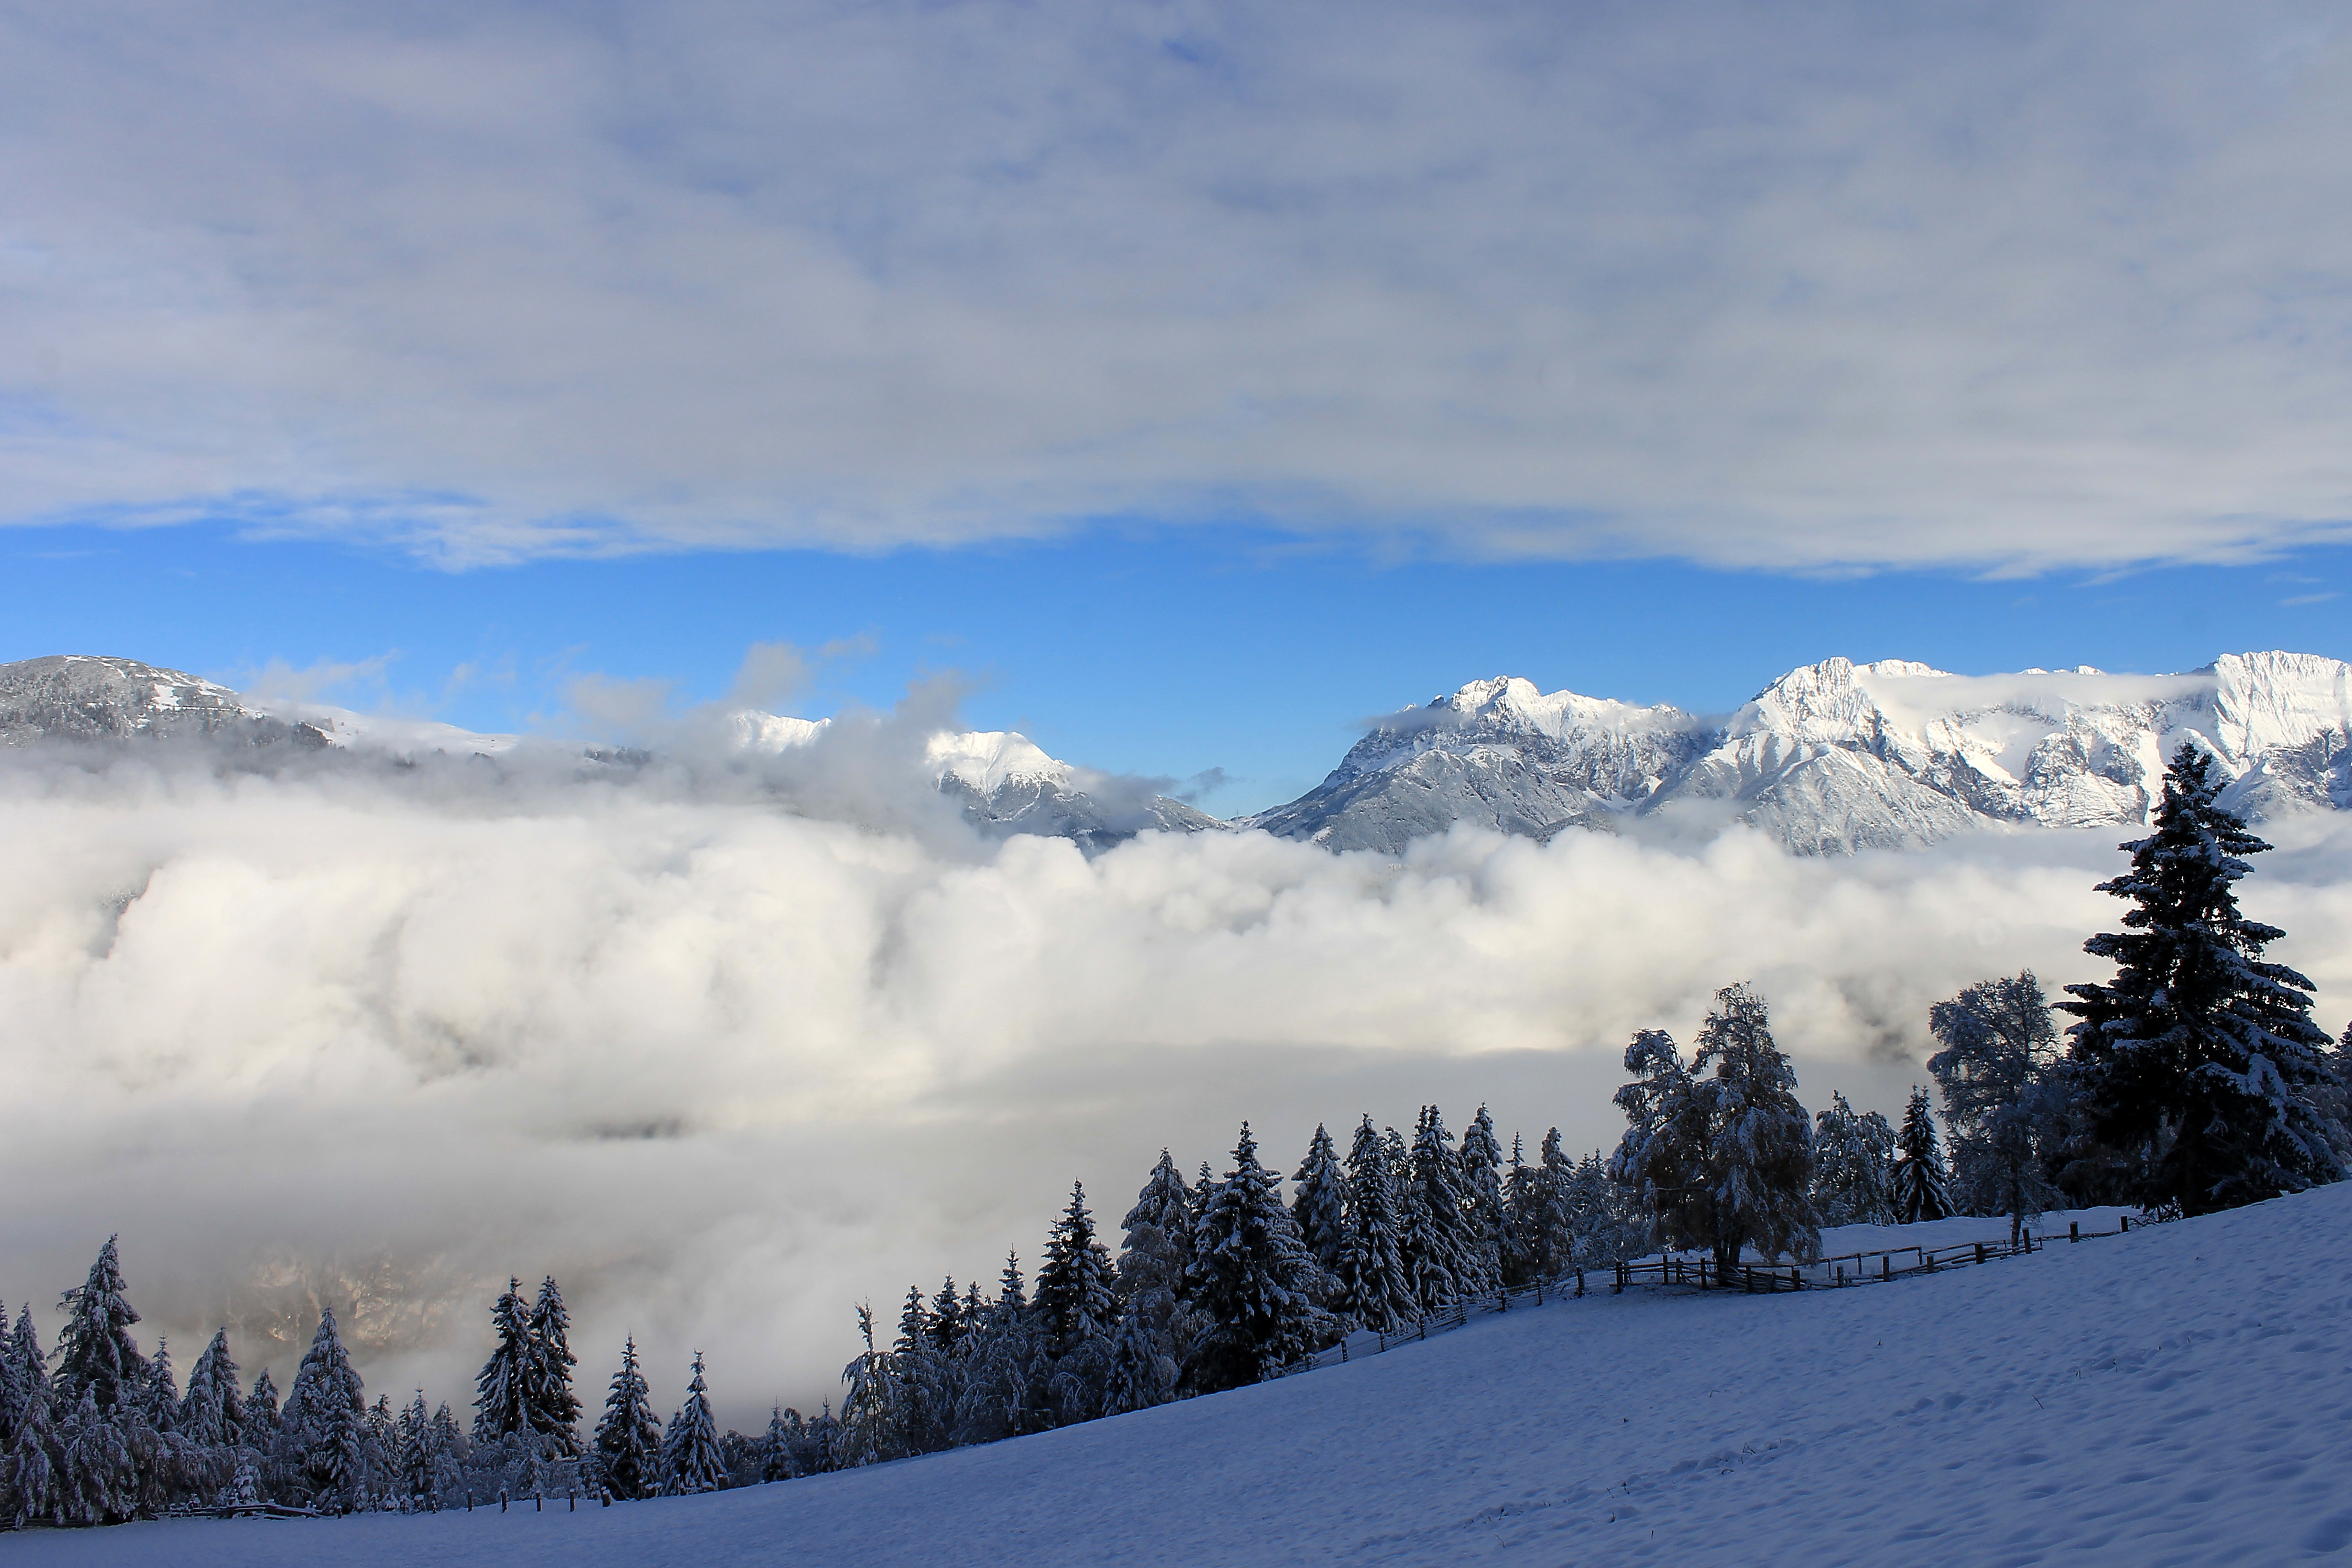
[1975,1243,1985,1265]
[2120,1215,2130,1233]
[1880,1254,1890,1281]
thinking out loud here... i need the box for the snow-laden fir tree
[281,1306,369,1512]
[1608,1028,1707,1254]
[1929,972,2065,1241]
[927,1278,964,1361]
[1106,1151,1198,1415]
[890,1284,954,1453]
[5,1306,63,1527]
[1456,1106,1507,1294]
[592,1335,662,1500]
[53,1235,148,1414]
[525,1276,583,1456]
[1810,1092,1898,1226]
[1500,1134,1538,1285]
[395,1392,434,1505]
[1520,1130,1578,1276]
[659,1353,726,1495]
[141,1337,179,1434]
[1401,1106,1472,1311]
[57,1387,139,1526]
[1893,1088,1954,1223]
[2059,743,2345,1213]
[246,1368,280,1440]
[1034,1183,1116,1358]
[1569,1148,1638,1265]
[836,1306,902,1468]
[1331,1115,1414,1332]
[1688,984,1820,1268]
[178,1329,245,1449]
[1184,1124,1339,1394]
[759,1407,798,1482]
[473,1279,532,1445]
[1613,989,1820,1272]
[1289,1124,1348,1276]
[952,1253,1050,1447]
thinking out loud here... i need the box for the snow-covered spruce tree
[1033,1186,1116,1424]
[57,1387,139,1526]
[141,1337,179,1434]
[1930,972,2065,1241]
[927,1277,965,1360]
[2059,744,2344,1213]
[1688,984,1820,1270]
[1331,1115,1414,1333]
[890,1284,954,1453]
[1401,1106,1473,1312]
[1810,1092,1898,1226]
[659,1353,725,1495]
[759,1407,799,1482]
[952,1253,1050,1447]
[1527,1130,1578,1275]
[836,1306,902,1468]
[1893,1088,1954,1223]
[1570,1148,1640,1265]
[1184,1124,1339,1394]
[395,1392,431,1505]
[1608,1028,1708,1255]
[1500,1134,1538,1286]
[178,1329,246,1449]
[1290,1125,1348,1277]
[246,1368,280,1438]
[1456,1106,1507,1295]
[6,1306,64,1527]
[1035,1183,1116,1357]
[473,1278,532,1446]
[281,1306,369,1512]
[1106,1151,1199,1415]
[525,1276,583,1456]
[53,1236,149,1414]
[592,1335,662,1500]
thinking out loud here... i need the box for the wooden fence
[1270,1215,2143,1379]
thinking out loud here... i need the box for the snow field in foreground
[9,1190,2351,1567]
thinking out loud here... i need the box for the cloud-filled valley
[5,725,2349,1424]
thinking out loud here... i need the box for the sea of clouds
[3,719,2348,1424]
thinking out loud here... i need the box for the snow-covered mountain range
[0,654,1214,851]
[7,650,2347,856]
[1251,652,2352,854]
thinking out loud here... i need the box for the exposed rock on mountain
[1254,652,2352,855]
[0,654,329,750]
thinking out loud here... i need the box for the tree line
[3,742,2344,1526]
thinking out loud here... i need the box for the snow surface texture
[1252,652,2352,854]
[13,1191,2348,1567]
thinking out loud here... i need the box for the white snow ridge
[15,1189,2351,1566]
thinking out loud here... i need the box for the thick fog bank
[2,749,2346,1423]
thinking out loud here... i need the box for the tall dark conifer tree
[592,1336,662,1500]
[1183,1125,1337,1393]
[2059,744,2344,1213]
[1289,1124,1347,1275]
[473,1279,532,1444]
[1893,1087,1954,1223]
[53,1236,147,1414]
[525,1276,582,1455]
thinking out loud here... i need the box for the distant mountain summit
[1250,652,2352,854]
[0,654,1217,852]
[14,651,2345,857]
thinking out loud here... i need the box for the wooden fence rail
[1270,1216,2144,1380]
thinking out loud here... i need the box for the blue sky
[7,520,2346,814]
[4,2,2350,812]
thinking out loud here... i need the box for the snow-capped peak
[924,729,1072,794]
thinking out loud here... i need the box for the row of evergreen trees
[6,743,2344,1527]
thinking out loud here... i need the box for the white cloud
[2,3,2350,569]
[2,738,2346,1423]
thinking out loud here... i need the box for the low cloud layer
[4,3,2351,569]
[3,733,2348,1425]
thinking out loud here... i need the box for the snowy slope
[1259,652,2352,854]
[17,1187,2352,1567]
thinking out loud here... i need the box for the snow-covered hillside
[15,1187,2349,1566]
[1257,652,2352,854]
